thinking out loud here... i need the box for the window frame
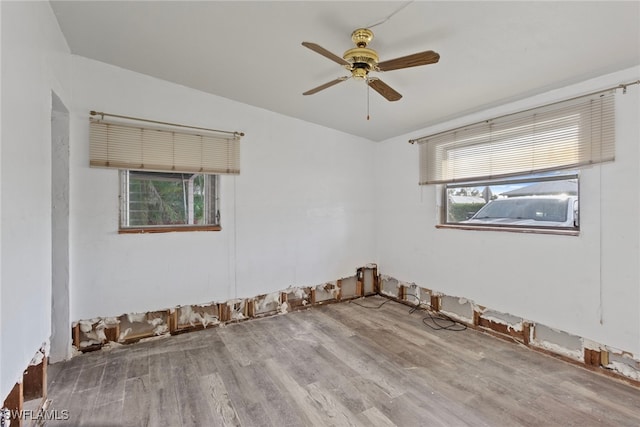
[118,170,221,234]
[438,173,580,236]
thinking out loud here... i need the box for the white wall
[69,56,376,320]
[0,1,71,399]
[375,67,640,356]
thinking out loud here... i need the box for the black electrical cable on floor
[421,311,467,332]
[350,293,467,332]
[349,297,392,309]
[404,292,467,331]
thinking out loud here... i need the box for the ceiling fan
[302,28,440,102]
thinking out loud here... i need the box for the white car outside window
[463,195,579,229]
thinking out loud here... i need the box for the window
[444,174,579,231]
[119,171,219,233]
[413,90,615,233]
[88,113,242,233]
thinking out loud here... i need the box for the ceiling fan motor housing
[343,28,379,78]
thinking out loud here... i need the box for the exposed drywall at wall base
[0,1,71,400]
[176,303,221,331]
[379,275,430,307]
[606,352,640,382]
[439,295,475,324]
[381,274,640,384]
[338,276,358,300]
[374,67,640,358]
[71,268,373,351]
[311,283,341,303]
[69,55,376,321]
[282,287,310,311]
[533,324,583,361]
[380,276,400,298]
[356,264,379,296]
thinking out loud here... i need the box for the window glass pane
[445,173,578,230]
[121,171,217,228]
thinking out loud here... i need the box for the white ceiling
[50,1,640,142]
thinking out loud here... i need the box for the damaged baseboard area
[67,266,639,388]
[71,264,379,352]
[379,274,640,387]
[2,344,49,427]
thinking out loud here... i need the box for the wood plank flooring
[45,296,640,426]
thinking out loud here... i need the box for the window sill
[436,224,579,236]
[119,225,222,234]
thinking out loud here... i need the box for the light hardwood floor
[45,296,640,426]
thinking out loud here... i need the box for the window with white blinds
[417,91,615,185]
[89,119,241,175]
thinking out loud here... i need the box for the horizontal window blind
[90,119,241,175]
[418,91,615,185]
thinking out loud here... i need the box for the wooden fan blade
[303,76,349,95]
[368,79,402,102]
[302,42,351,66]
[377,50,440,72]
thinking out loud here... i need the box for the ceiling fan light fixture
[352,67,369,80]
